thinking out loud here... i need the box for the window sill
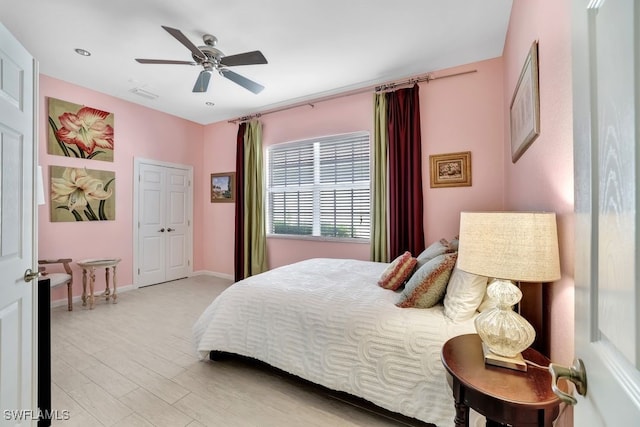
[266,234,370,244]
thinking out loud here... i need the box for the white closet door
[136,160,192,287]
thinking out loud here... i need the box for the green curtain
[243,120,268,277]
[370,92,389,262]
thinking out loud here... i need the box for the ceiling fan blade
[220,69,265,94]
[220,51,268,67]
[135,59,197,65]
[161,25,206,61]
[192,70,212,93]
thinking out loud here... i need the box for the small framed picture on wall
[211,172,235,203]
[429,151,472,188]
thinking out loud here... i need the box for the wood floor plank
[51,383,102,427]
[66,382,133,426]
[118,388,193,427]
[80,361,138,398]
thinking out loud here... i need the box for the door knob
[167,228,175,232]
[158,228,165,232]
[548,358,588,405]
[24,268,41,282]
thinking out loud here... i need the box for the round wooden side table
[441,334,562,427]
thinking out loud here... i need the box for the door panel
[165,168,189,281]
[573,0,640,423]
[138,165,166,285]
[595,0,636,365]
[0,21,36,424]
[0,126,22,255]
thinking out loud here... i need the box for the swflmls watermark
[3,409,70,421]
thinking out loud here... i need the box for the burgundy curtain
[387,84,425,259]
[233,123,247,282]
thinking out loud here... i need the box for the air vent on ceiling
[129,88,159,100]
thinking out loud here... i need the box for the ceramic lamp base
[482,342,527,372]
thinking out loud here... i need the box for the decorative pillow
[396,253,458,308]
[378,251,417,290]
[416,238,454,269]
[448,236,459,251]
[443,266,489,321]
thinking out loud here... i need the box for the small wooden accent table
[77,258,121,309]
[441,334,561,427]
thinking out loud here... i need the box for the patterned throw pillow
[396,252,458,308]
[416,238,455,269]
[378,251,417,290]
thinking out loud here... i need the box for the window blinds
[267,132,370,239]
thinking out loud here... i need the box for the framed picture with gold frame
[429,151,472,188]
[210,172,235,203]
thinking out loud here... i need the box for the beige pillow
[443,266,488,321]
[396,253,458,308]
[378,251,417,290]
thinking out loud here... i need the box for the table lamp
[457,211,561,371]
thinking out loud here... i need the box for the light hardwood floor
[50,275,432,427]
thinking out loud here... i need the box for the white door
[135,159,192,287]
[572,0,640,424]
[0,22,37,423]
[164,167,191,281]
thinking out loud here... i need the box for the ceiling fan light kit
[135,25,267,94]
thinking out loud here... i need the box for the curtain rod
[227,69,477,124]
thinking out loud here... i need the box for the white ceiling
[0,0,512,125]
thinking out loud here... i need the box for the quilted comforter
[192,258,477,426]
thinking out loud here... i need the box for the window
[267,132,370,240]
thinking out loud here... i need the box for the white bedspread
[193,258,477,426]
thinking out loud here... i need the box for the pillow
[396,252,458,308]
[443,266,489,321]
[448,236,459,251]
[377,251,417,290]
[416,238,454,269]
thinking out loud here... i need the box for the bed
[193,254,486,426]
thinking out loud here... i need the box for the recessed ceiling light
[205,102,215,107]
[74,48,91,57]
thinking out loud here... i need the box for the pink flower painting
[48,97,115,161]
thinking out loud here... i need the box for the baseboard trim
[50,283,136,309]
[191,270,234,281]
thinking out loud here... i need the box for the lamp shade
[457,211,561,282]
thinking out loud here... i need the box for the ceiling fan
[135,25,267,94]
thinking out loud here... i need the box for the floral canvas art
[48,97,114,162]
[50,166,116,222]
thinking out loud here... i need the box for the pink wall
[503,0,574,362]
[422,59,505,242]
[201,57,505,274]
[502,1,574,425]
[39,75,205,300]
